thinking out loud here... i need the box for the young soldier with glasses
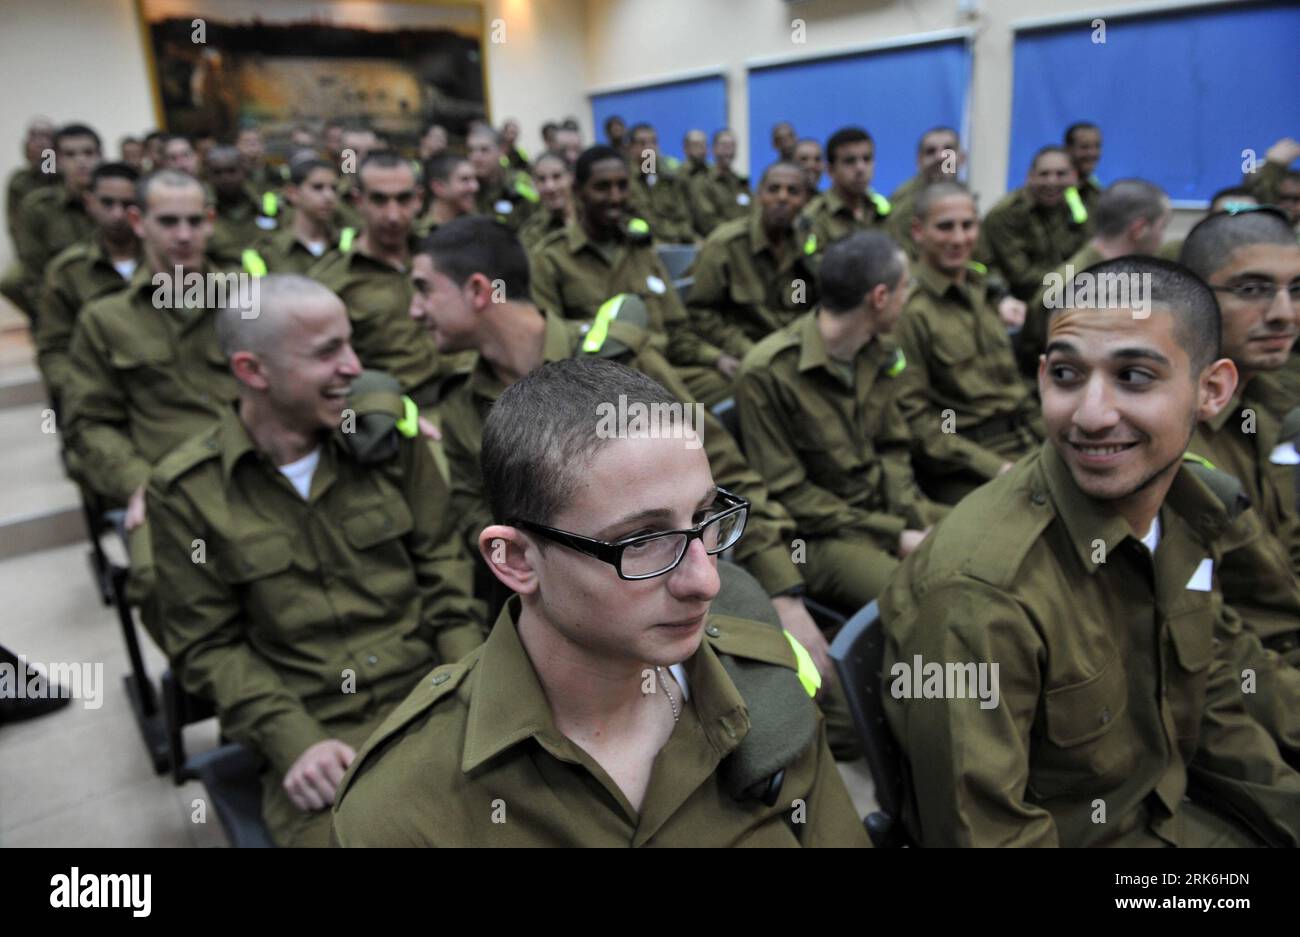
[331,357,868,847]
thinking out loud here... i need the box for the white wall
[0,0,157,266]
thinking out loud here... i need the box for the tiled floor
[0,315,878,846]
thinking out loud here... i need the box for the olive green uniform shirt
[147,405,484,779]
[628,169,696,244]
[474,169,538,232]
[800,187,891,253]
[975,187,1088,300]
[207,186,278,267]
[254,225,338,276]
[688,167,751,237]
[881,444,1300,847]
[439,308,803,598]
[529,220,722,370]
[684,211,817,359]
[35,238,138,404]
[736,312,948,546]
[309,237,449,397]
[331,598,867,847]
[1190,374,1300,651]
[7,165,55,244]
[15,185,96,282]
[518,206,566,252]
[63,263,238,503]
[894,260,1042,480]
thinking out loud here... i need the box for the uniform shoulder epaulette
[710,215,749,244]
[19,185,60,212]
[943,466,1055,590]
[1182,453,1250,521]
[335,656,477,801]
[46,241,93,273]
[532,226,569,253]
[745,325,801,371]
[152,426,222,490]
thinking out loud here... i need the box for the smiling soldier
[881,256,1300,846]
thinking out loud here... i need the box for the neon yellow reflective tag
[339,227,356,252]
[870,191,892,217]
[1182,452,1216,471]
[396,395,420,438]
[627,217,650,236]
[1064,187,1088,225]
[241,249,267,278]
[582,294,626,353]
[261,192,278,217]
[514,175,539,203]
[966,260,988,275]
[803,233,818,256]
[886,349,907,377]
[783,630,822,698]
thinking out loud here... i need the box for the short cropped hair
[136,169,204,210]
[917,126,958,155]
[825,127,873,165]
[424,152,470,185]
[1179,207,1298,282]
[575,145,625,187]
[288,155,335,186]
[913,180,974,221]
[1052,256,1221,373]
[417,216,531,302]
[758,160,809,193]
[819,231,905,314]
[357,149,416,189]
[1030,145,1071,171]
[1094,179,1167,239]
[55,123,102,153]
[216,274,343,361]
[481,357,682,527]
[1064,122,1100,146]
[91,161,140,189]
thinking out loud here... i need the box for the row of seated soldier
[3,110,1300,846]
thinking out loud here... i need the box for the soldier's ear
[478,525,539,595]
[127,204,145,239]
[230,350,269,391]
[1196,357,1238,423]
[464,272,497,311]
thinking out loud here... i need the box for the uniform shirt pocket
[1031,656,1134,801]
[215,531,300,637]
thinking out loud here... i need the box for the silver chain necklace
[655,666,680,723]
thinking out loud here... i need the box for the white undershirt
[669,662,690,700]
[277,446,321,500]
[303,239,327,258]
[112,258,138,279]
[1138,514,1162,554]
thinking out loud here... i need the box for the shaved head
[216,274,344,361]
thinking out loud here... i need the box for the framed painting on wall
[135,0,487,153]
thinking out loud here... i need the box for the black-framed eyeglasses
[510,488,749,580]
[1209,281,1300,305]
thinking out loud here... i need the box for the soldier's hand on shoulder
[283,739,357,813]
[418,416,442,442]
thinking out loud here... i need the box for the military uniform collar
[1039,443,1139,572]
[1039,442,1231,572]
[915,258,979,305]
[467,308,570,403]
[58,185,87,212]
[461,596,749,775]
[216,403,339,486]
[748,211,795,258]
[346,233,419,272]
[795,309,890,380]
